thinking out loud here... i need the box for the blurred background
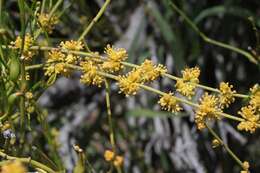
[3,0,260,172]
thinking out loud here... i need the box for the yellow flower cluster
[240,161,250,173]
[237,84,260,133]
[104,150,124,167]
[195,93,220,130]
[219,82,236,108]
[102,44,128,72]
[117,68,141,96]
[60,40,84,51]
[117,60,166,96]
[237,105,259,133]
[176,67,200,99]
[80,60,104,87]
[44,50,68,76]
[10,33,34,60]
[158,92,182,112]
[138,60,167,82]
[0,160,27,173]
[44,40,83,77]
[37,13,58,33]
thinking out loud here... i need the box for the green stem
[105,80,116,150]
[18,0,27,146]
[66,64,246,123]
[78,0,111,41]
[205,123,244,168]
[167,0,258,64]
[2,45,251,99]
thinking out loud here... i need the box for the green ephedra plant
[0,0,259,173]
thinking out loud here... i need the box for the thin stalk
[9,45,249,99]
[18,0,27,145]
[66,64,247,123]
[105,80,116,149]
[167,0,258,64]
[78,0,111,41]
[30,46,250,98]
[205,123,244,169]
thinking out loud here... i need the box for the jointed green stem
[167,0,258,64]
[65,64,246,123]
[78,0,111,41]
[16,45,249,99]
[105,80,116,149]
[205,123,244,169]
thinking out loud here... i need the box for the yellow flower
[65,54,78,64]
[11,33,33,51]
[1,160,27,173]
[104,150,115,161]
[211,139,221,148]
[80,61,103,87]
[10,33,34,60]
[102,61,123,73]
[44,50,78,77]
[240,161,250,173]
[104,44,127,62]
[138,59,167,83]
[195,93,220,130]
[25,92,33,99]
[46,50,65,62]
[38,13,58,33]
[219,82,236,108]
[176,79,196,99]
[182,66,200,83]
[250,84,260,111]
[60,40,84,51]
[176,67,200,99]
[158,92,182,113]
[102,44,128,73]
[237,105,259,133]
[113,156,124,167]
[117,68,142,96]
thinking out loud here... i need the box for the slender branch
[105,80,116,149]
[78,0,111,41]
[205,123,244,168]
[167,0,258,64]
[12,45,249,99]
[66,64,246,123]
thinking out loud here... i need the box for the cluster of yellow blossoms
[0,160,27,173]
[158,92,182,113]
[10,33,34,60]
[118,59,166,96]
[44,40,84,77]
[104,150,124,167]
[102,44,128,72]
[195,93,221,130]
[37,13,59,34]
[42,42,260,134]
[79,44,128,87]
[236,84,260,133]
[80,60,104,87]
[175,67,200,99]
[219,82,236,108]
